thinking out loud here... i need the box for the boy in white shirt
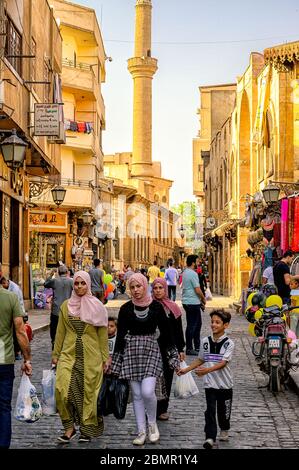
[178,309,234,449]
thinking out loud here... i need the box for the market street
[11,296,299,450]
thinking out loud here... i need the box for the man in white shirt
[262,266,274,285]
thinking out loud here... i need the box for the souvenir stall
[246,193,299,292]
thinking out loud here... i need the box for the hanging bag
[205,286,213,301]
[14,374,43,423]
[174,361,199,399]
[98,376,129,419]
[41,368,56,416]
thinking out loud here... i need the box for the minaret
[128,0,158,177]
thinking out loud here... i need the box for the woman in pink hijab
[152,277,185,421]
[111,273,179,446]
[52,271,109,444]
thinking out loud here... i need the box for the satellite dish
[206,217,216,229]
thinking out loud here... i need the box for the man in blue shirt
[165,261,179,300]
[182,254,206,355]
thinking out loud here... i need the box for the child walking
[178,309,234,449]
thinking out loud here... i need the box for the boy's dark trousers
[204,388,233,441]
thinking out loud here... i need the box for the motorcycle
[251,304,298,392]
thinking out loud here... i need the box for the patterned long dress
[53,302,108,438]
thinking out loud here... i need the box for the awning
[211,221,235,237]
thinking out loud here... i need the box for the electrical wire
[104,34,299,46]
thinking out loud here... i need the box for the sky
[71,0,299,205]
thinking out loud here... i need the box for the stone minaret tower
[128,0,158,177]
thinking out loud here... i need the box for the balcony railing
[62,58,92,71]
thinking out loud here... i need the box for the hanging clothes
[70,121,78,132]
[273,223,281,248]
[288,197,295,251]
[291,197,299,252]
[77,122,86,133]
[64,119,71,131]
[263,246,275,270]
[85,122,93,134]
[281,199,289,252]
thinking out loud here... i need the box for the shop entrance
[10,198,20,282]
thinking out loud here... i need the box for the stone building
[196,41,299,299]
[0,0,62,301]
[29,0,112,273]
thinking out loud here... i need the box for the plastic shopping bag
[174,361,199,399]
[205,287,213,301]
[14,374,43,422]
[41,369,56,416]
[98,376,129,419]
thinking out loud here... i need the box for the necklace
[134,306,150,319]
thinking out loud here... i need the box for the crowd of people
[0,256,234,451]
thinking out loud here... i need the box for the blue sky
[72,0,299,205]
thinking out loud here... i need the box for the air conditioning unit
[206,217,216,229]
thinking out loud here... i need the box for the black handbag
[98,376,129,420]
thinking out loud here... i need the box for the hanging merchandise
[288,197,295,250]
[261,217,274,247]
[280,199,289,252]
[291,197,299,252]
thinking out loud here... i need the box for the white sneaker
[133,431,146,446]
[219,430,229,441]
[148,422,160,443]
[203,438,214,449]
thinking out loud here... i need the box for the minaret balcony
[128,57,158,78]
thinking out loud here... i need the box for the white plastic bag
[174,361,199,398]
[14,374,43,422]
[41,369,56,415]
[205,287,213,301]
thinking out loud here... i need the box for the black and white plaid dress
[111,300,178,381]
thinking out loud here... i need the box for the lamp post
[262,183,280,204]
[0,129,27,169]
[51,186,66,206]
[179,224,185,239]
[82,210,93,225]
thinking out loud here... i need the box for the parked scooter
[251,303,298,392]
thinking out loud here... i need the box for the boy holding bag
[177,309,234,449]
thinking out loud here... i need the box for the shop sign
[34,103,60,136]
[29,211,67,229]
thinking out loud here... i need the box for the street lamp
[179,224,185,239]
[0,129,28,169]
[82,210,93,225]
[262,183,280,204]
[51,186,66,206]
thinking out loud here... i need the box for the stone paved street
[11,296,299,449]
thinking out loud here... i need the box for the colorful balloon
[248,323,256,337]
[104,274,113,285]
[247,292,256,307]
[106,283,114,294]
[265,295,283,309]
[254,309,263,322]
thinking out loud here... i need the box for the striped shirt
[198,334,234,389]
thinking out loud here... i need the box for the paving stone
[10,297,299,449]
